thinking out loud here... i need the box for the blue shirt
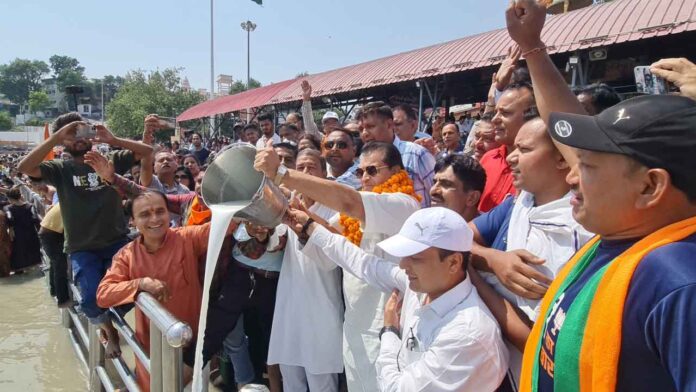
[393,136,435,207]
[537,232,696,392]
[472,196,515,251]
[330,161,361,190]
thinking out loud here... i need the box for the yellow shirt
[40,204,63,233]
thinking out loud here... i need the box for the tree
[0,111,12,131]
[49,55,84,77]
[0,58,50,111]
[228,78,262,95]
[106,68,204,138]
[295,71,309,78]
[28,91,50,113]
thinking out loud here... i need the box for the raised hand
[383,289,403,329]
[143,114,160,146]
[84,151,115,183]
[93,124,117,145]
[506,0,548,52]
[651,58,696,100]
[254,138,281,178]
[495,46,521,91]
[301,80,312,101]
[52,121,85,144]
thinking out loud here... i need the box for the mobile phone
[76,124,97,139]
[634,66,668,95]
[157,117,176,130]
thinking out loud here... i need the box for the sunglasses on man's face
[323,140,349,150]
[355,165,389,178]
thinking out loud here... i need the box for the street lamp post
[240,20,257,90]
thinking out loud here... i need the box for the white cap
[378,207,473,258]
[322,111,340,123]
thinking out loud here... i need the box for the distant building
[182,77,192,92]
[41,78,67,116]
[216,74,234,96]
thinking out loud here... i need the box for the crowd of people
[4,1,696,391]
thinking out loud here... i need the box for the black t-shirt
[39,151,133,253]
[537,233,696,392]
[192,148,210,165]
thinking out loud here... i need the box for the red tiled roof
[179,0,696,120]
[177,79,295,122]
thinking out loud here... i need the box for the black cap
[548,95,696,196]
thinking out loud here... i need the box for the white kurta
[329,192,420,392]
[267,203,344,375]
[303,225,509,392]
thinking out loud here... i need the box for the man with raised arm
[507,1,696,391]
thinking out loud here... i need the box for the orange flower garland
[340,170,421,245]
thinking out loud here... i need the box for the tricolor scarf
[520,216,696,392]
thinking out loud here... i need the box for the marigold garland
[340,170,421,245]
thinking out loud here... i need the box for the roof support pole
[417,81,424,132]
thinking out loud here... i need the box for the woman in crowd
[182,154,202,178]
[4,187,42,274]
[175,166,195,191]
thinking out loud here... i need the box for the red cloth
[478,145,516,212]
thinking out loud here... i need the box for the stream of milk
[192,201,249,392]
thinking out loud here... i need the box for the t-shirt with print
[537,233,696,392]
[39,150,132,253]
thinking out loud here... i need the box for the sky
[0,0,510,92]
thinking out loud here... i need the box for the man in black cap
[506,1,696,391]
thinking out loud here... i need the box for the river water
[0,269,88,391]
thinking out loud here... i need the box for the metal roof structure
[177,79,295,122]
[178,0,696,121]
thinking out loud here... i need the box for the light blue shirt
[330,161,361,190]
[392,136,435,207]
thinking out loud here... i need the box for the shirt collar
[422,277,474,319]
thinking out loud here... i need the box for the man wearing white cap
[285,207,509,391]
[322,111,340,133]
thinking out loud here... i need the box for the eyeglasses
[355,165,389,178]
[323,141,349,150]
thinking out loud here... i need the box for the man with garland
[255,141,420,392]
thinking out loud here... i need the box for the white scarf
[484,191,592,320]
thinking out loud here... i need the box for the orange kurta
[97,224,211,390]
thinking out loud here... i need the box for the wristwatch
[274,164,288,186]
[379,326,401,341]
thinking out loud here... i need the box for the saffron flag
[43,123,55,161]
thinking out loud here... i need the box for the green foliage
[0,58,50,107]
[106,68,204,138]
[28,91,50,113]
[229,78,262,95]
[0,111,13,130]
[49,55,84,77]
[295,71,309,78]
[24,118,46,126]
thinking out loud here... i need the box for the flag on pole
[250,0,262,4]
[43,123,55,161]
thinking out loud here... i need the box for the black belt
[234,260,280,279]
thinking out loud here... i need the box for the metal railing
[62,283,193,392]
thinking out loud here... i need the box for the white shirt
[327,192,420,392]
[256,133,281,149]
[267,203,344,374]
[303,225,509,392]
